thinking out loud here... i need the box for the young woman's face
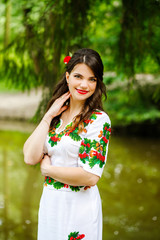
[66,63,97,103]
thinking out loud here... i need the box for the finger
[59,105,68,114]
[59,92,71,103]
[60,91,70,99]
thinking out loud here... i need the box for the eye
[90,78,97,82]
[74,74,81,79]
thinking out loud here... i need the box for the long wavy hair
[46,48,107,132]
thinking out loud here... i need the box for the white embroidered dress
[38,110,111,240]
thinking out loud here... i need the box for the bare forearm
[43,165,99,186]
[23,92,71,165]
[23,115,52,165]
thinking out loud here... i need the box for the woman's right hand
[43,91,71,122]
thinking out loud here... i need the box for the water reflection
[0,130,43,240]
[0,129,160,240]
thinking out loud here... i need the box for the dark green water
[0,129,159,240]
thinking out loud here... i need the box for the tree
[0,0,160,123]
[1,0,93,120]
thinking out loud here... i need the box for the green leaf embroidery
[68,232,79,239]
[53,181,64,189]
[79,145,85,153]
[99,160,105,168]
[90,113,97,120]
[69,132,82,141]
[45,177,84,192]
[89,156,99,168]
[56,121,61,128]
[92,140,98,149]
[69,186,83,192]
[79,120,111,168]
[48,138,58,147]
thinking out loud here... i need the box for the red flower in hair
[63,56,71,64]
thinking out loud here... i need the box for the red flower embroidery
[102,136,108,144]
[81,141,90,148]
[77,234,85,239]
[104,126,111,132]
[91,151,105,162]
[68,233,85,240]
[51,136,60,142]
[79,153,89,159]
[84,119,92,124]
[93,111,102,115]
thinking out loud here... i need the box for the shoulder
[83,110,111,136]
[82,110,111,140]
[90,110,111,126]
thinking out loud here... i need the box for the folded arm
[40,155,100,186]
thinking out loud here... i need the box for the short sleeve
[78,112,111,178]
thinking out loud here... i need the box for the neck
[68,97,85,118]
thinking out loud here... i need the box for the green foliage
[105,78,160,126]
[0,0,92,120]
[0,0,160,125]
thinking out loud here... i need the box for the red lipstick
[76,89,89,95]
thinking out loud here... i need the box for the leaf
[90,113,97,120]
[69,132,82,141]
[68,232,79,239]
[102,147,106,156]
[99,160,105,168]
[79,157,86,164]
[85,147,90,154]
[69,186,83,192]
[89,156,98,168]
[48,138,58,147]
[92,140,98,149]
[100,138,104,145]
[79,145,85,153]
[84,156,89,162]
[56,121,61,128]
[46,177,54,185]
[83,138,91,144]
[106,131,111,139]
[53,181,64,189]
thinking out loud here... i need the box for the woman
[23,48,111,240]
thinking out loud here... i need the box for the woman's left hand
[40,154,51,176]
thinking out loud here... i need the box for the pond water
[0,126,160,240]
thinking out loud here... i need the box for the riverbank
[0,89,42,121]
[0,86,159,137]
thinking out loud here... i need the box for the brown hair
[46,48,107,132]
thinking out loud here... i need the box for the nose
[80,79,88,89]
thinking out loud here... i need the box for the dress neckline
[55,118,73,134]
[55,109,101,134]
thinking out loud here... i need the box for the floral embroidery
[79,122,111,168]
[44,177,88,192]
[48,110,101,147]
[46,111,109,189]
[68,231,85,240]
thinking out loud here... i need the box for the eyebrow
[73,73,97,79]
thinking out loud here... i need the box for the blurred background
[0,0,160,239]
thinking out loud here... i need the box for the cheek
[90,83,97,92]
[68,78,77,88]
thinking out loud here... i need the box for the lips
[76,89,89,94]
